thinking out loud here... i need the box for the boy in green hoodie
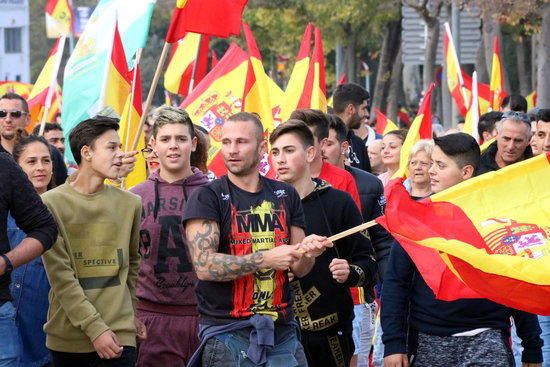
[42,116,144,366]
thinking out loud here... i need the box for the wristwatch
[0,254,13,275]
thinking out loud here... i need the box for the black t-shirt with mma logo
[183,175,305,325]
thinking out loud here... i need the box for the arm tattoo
[188,220,264,281]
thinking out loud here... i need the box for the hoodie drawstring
[314,188,341,259]
[153,178,160,221]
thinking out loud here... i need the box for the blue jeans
[539,316,550,366]
[0,302,20,367]
[201,326,307,367]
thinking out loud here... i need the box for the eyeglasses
[141,148,157,159]
[501,111,531,125]
[0,110,28,119]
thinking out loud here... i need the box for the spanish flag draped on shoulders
[377,149,547,364]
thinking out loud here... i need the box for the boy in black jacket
[382,133,542,367]
[270,119,378,367]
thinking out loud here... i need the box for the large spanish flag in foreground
[377,153,550,315]
[27,36,66,132]
[166,0,248,42]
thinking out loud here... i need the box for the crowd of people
[0,84,548,367]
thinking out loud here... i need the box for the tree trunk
[342,23,357,84]
[423,20,440,91]
[403,64,421,107]
[516,37,532,96]
[538,4,550,107]
[370,19,401,119]
[475,37,489,84]
[387,44,403,122]
[532,35,538,93]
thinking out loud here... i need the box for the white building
[0,0,30,82]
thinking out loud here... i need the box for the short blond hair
[151,106,195,138]
[408,139,434,162]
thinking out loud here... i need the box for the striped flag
[443,23,469,116]
[526,91,537,110]
[377,153,550,315]
[164,33,210,96]
[61,0,154,163]
[373,107,399,135]
[27,36,66,132]
[166,0,248,42]
[392,83,435,180]
[463,71,480,143]
[103,23,132,116]
[45,0,73,38]
[280,23,314,121]
[490,36,505,111]
[242,23,275,133]
[120,66,146,188]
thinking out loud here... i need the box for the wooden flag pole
[188,34,202,93]
[327,220,377,243]
[124,48,143,152]
[297,220,377,255]
[131,41,171,151]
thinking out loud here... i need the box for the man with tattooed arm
[183,112,332,367]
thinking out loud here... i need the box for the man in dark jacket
[270,119,377,367]
[323,115,392,277]
[477,111,533,175]
[332,84,372,173]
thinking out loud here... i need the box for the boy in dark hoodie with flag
[130,106,209,366]
[270,119,378,367]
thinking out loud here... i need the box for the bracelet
[0,253,13,275]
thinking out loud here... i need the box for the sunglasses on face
[0,110,28,119]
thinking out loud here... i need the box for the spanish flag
[392,83,435,179]
[120,66,146,188]
[490,36,505,111]
[462,70,492,115]
[280,23,314,121]
[166,0,248,42]
[181,43,250,176]
[45,0,73,38]
[526,91,537,110]
[463,71,480,143]
[0,81,33,99]
[306,27,327,112]
[377,153,550,315]
[242,23,275,133]
[27,36,66,132]
[164,32,210,97]
[397,107,411,127]
[103,23,132,116]
[373,107,398,135]
[443,23,468,116]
